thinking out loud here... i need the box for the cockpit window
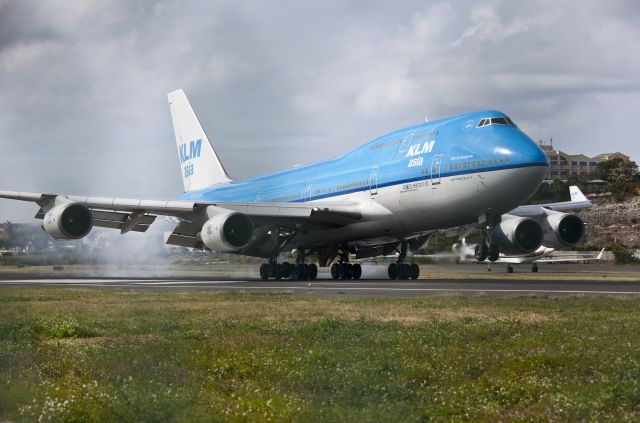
[477,116,517,128]
[490,117,508,126]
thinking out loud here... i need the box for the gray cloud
[1,0,639,221]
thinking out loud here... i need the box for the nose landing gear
[475,235,500,263]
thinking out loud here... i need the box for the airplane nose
[510,134,548,168]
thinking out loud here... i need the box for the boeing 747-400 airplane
[1,90,589,280]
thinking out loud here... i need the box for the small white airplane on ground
[452,240,605,272]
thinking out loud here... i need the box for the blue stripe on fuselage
[176,110,548,203]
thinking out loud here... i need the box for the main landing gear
[474,236,500,262]
[330,252,362,280]
[259,256,318,281]
[387,241,420,280]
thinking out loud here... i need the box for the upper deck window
[477,116,517,128]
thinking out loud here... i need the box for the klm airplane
[0,90,590,280]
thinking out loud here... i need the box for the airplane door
[304,181,313,202]
[370,166,379,196]
[431,155,442,186]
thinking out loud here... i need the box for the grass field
[1,289,640,421]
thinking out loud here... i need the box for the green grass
[1,290,640,421]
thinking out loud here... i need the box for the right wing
[510,185,592,217]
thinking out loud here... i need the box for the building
[538,139,630,180]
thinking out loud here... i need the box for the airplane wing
[0,190,371,256]
[510,185,592,216]
[533,248,605,263]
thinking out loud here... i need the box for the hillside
[577,194,640,247]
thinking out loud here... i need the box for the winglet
[569,186,588,202]
[596,248,605,260]
[168,89,232,192]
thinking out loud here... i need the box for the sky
[1,0,639,222]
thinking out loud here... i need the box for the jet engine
[489,215,544,255]
[42,202,93,240]
[541,211,585,248]
[200,211,254,252]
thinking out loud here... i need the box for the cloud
[1,0,639,222]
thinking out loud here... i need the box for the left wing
[0,190,372,257]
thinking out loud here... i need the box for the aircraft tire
[475,243,487,261]
[506,265,514,273]
[388,263,398,279]
[488,244,499,262]
[340,263,350,280]
[280,262,291,279]
[330,263,339,280]
[259,263,270,281]
[351,263,362,280]
[308,263,318,280]
[410,263,420,280]
[296,263,307,280]
[532,263,538,273]
[398,263,409,280]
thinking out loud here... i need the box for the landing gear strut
[387,241,420,280]
[330,250,362,280]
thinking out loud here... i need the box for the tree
[596,158,639,183]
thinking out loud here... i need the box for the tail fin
[168,89,232,192]
[569,186,588,202]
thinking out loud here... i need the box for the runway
[1,262,639,297]
[3,276,640,297]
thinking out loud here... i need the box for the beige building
[538,140,630,180]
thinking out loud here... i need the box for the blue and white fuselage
[177,110,547,248]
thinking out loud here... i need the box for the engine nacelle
[42,202,93,240]
[542,211,585,248]
[489,216,544,255]
[200,211,254,252]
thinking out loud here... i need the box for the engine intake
[42,202,93,240]
[201,211,253,252]
[490,216,544,255]
[543,212,584,247]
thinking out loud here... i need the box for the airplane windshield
[477,116,517,128]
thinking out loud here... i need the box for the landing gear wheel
[339,263,350,280]
[331,263,339,280]
[279,262,291,279]
[304,264,311,280]
[295,263,307,280]
[531,263,538,273]
[488,244,499,262]
[401,264,408,279]
[475,243,487,261]
[351,263,362,280]
[410,263,420,280]
[259,263,270,281]
[388,263,398,280]
[308,263,318,280]
[506,264,514,273]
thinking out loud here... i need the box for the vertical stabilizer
[168,89,232,192]
[569,186,588,202]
